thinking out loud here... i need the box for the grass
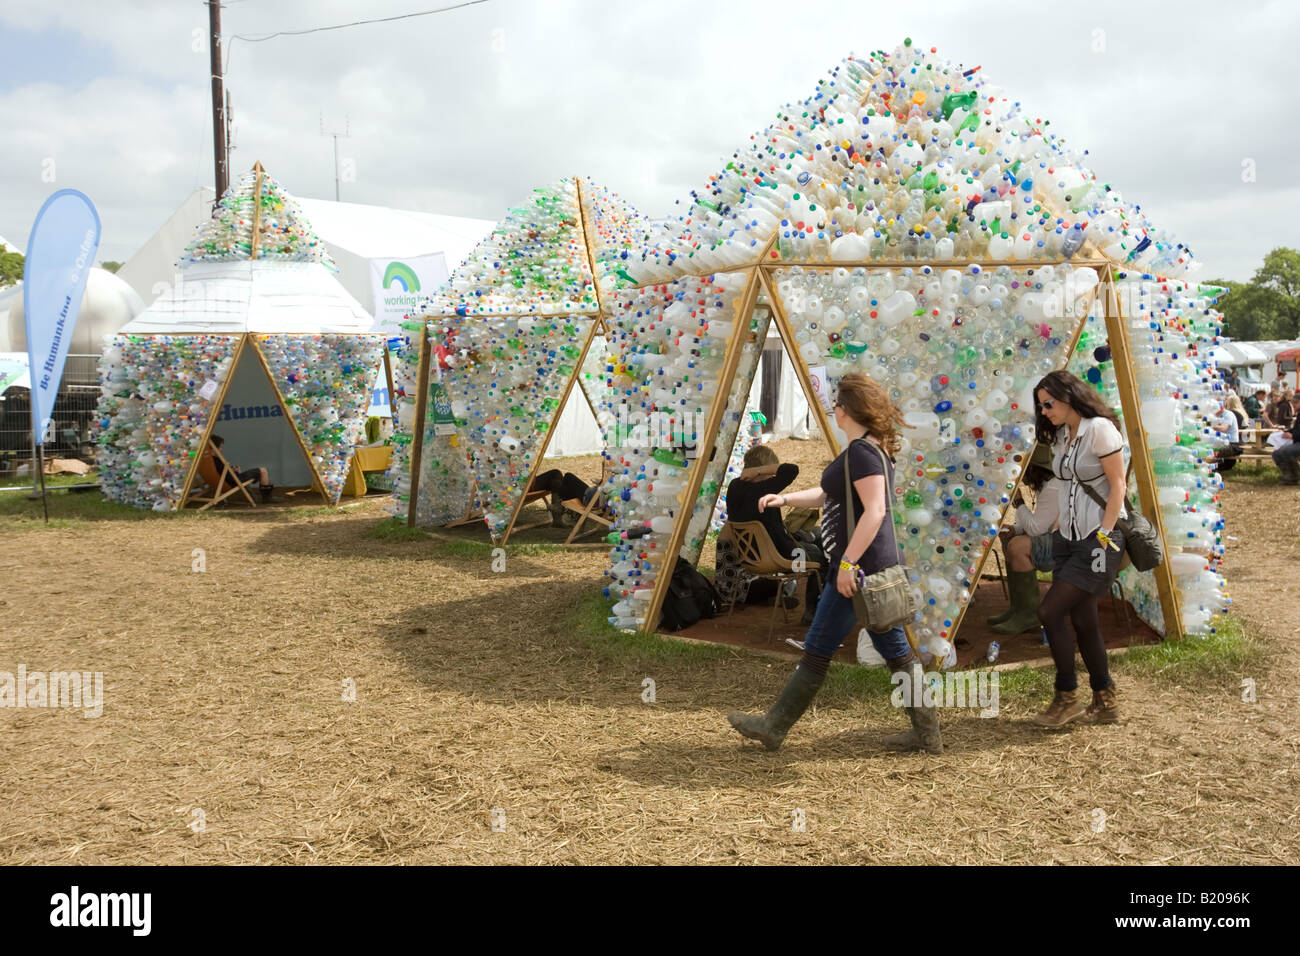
[1113,614,1264,685]
[566,590,733,664]
[0,492,174,527]
[0,471,99,489]
[368,517,428,542]
[1221,463,1283,485]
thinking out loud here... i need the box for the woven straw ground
[0,440,1296,865]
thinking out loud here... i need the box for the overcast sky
[1,0,1295,281]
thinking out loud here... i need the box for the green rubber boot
[881,651,943,754]
[991,569,1043,635]
[728,663,825,751]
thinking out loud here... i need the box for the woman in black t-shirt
[727,372,940,754]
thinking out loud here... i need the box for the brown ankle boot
[1082,686,1120,724]
[1030,689,1086,728]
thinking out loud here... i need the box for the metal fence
[0,354,101,487]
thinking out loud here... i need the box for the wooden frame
[403,177,619,545]
[630,249,1191,647]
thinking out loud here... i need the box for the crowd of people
[1215,370,1300,483]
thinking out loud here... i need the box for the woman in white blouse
[1030,370,1129,728]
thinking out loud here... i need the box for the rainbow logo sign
[382,261,421,293]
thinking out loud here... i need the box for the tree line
[1209,247,1300,341]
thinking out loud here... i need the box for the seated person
[206,434,274,503]
[531,468,606,527]
[989,447,1060,635]
[1264,390,1294,431]
[1211,402,1244,472]
[716,444,825,624]
[1243,389,1265,423]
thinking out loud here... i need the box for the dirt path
[0,461,1296,865]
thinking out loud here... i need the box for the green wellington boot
[881,652,943,754]
[990,569,1043,635]
[727,663,825,751]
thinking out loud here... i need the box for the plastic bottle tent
[389,177,671,541]
[600,40,1229,653]
[96,162,386,510]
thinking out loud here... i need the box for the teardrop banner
[22,188,101,520]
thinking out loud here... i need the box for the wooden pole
[640,266,765,635]
[405,325,432,528]
[759,257,1111,271]
[207,0,228,199]
[249,161,265,259]
[757,268,842,457]
[382,344,397,419]
[248,335,332,505]
[178,334,247,509]
[1102,271,1185,639]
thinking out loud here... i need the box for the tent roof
[119,260,371,335]
[294,197,494,262]
[1209,342,1270,366]
[116,189,494,312]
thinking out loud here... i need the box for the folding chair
[563,461,617,543]
[188,448,258,511]
[723,520,822,642]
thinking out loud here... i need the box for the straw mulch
[0,440,1296,865]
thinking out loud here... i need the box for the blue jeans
[803,584,910,662]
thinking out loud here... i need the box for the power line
[228,0,488,44]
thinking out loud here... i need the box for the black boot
[728,661,825,751]
[881,651,943,754]
[260,483,275,503]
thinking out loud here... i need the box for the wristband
[1096,528,1119,552]
[839,558,858,572]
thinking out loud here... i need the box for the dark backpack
[659,560,721,631]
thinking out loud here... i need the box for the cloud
[0,0,1294,281]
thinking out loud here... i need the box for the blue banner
[23,189,101,442]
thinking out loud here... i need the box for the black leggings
[1037,579,1113,692]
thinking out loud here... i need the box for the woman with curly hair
[727,372,941,754]
[1030,370,1129,728]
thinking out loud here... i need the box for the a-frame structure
[96,163,387,510]
[601,41,1228,651]
[395,178,667,543]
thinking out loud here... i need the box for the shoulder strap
[842,437,898,552]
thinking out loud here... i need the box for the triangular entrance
[254,333,386,503]
[195,337,325,501]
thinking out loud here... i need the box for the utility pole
[320,115,350,201]
[208,0,228,197]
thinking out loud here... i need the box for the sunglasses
[1037,399,1058,410]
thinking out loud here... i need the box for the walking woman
[727,372,941,754]
[1031,370,1128,727]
